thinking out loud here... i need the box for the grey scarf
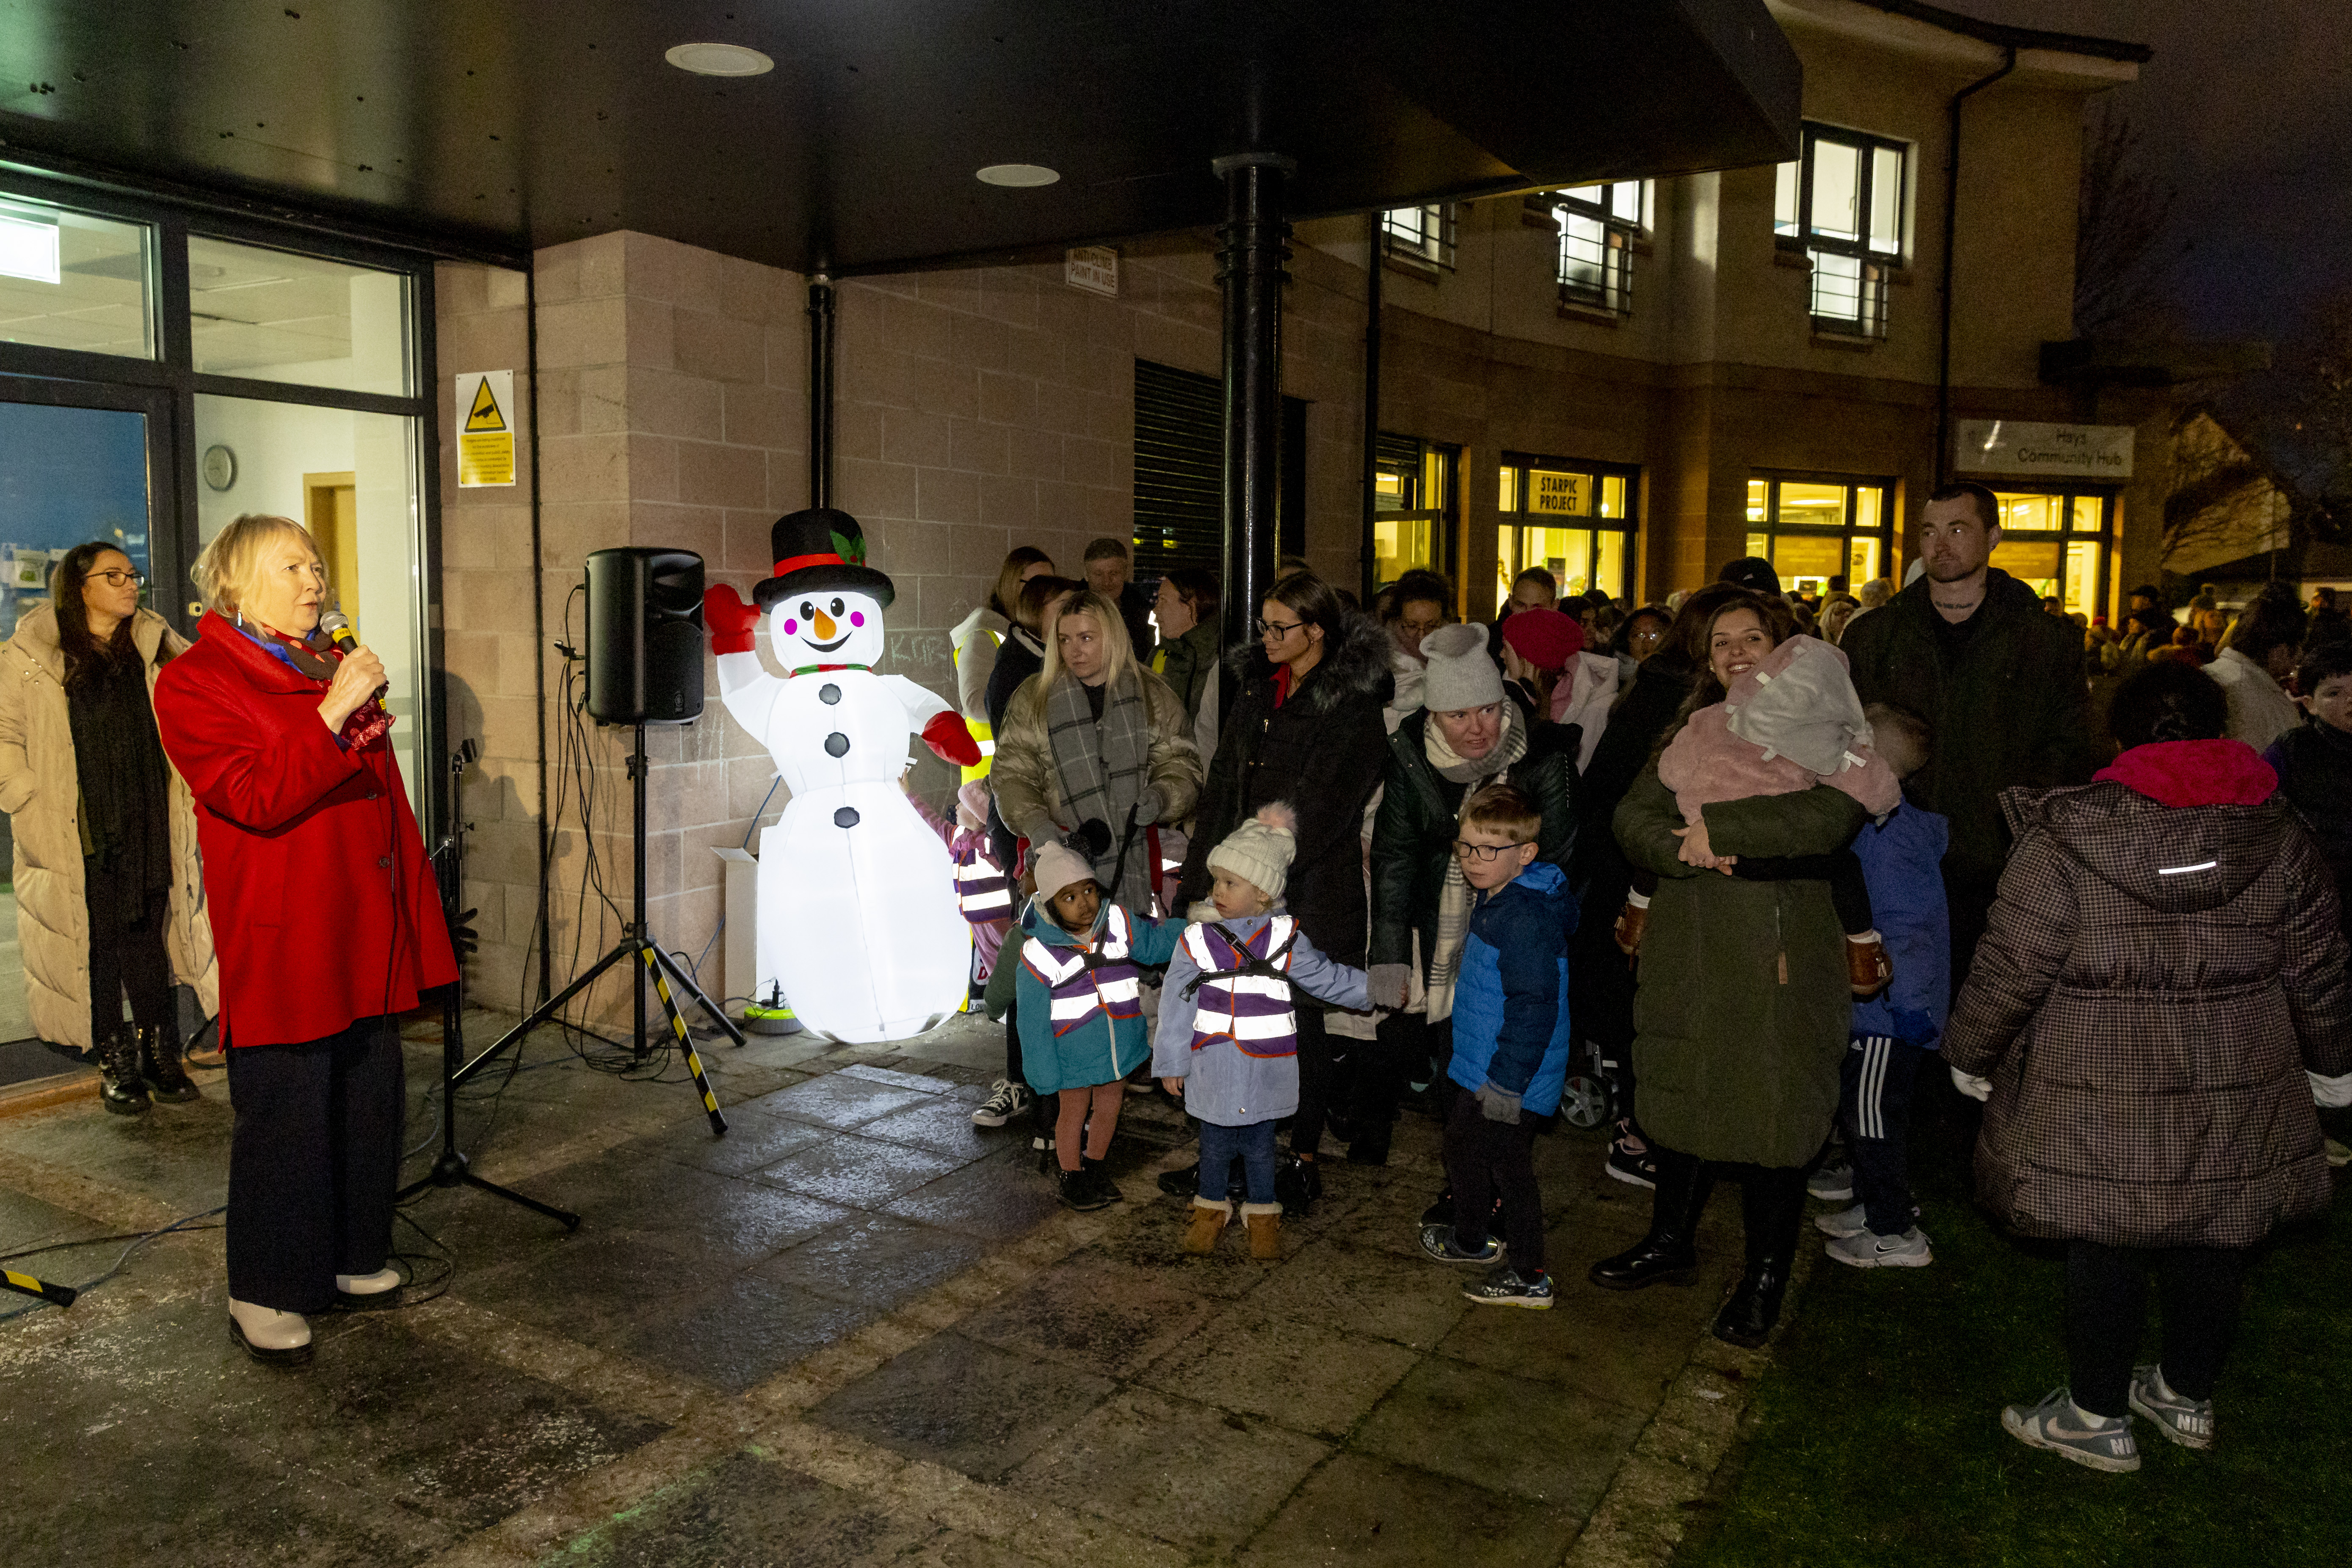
[1422,704,1530,1020]
[1046,667,1156,908]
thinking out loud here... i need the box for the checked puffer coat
[1943,740,2352,1250]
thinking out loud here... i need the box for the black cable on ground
[0,1206,226,1323]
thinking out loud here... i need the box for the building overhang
[0,0,1803,276]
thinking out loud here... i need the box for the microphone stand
[396,742,579,1227]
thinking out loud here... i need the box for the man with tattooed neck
[1839,482,2099,980]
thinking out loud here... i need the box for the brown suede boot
[1182,1197,1232,1255]
[1847,935,1893,997]
[1613,901,1649,956]
[1242,1201,1284,1261]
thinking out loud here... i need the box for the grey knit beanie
[1420,622,1505,712]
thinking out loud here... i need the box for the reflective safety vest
[1022,905,1142,1035]
[953,839,1011,925]
[1179,917,1299,1059]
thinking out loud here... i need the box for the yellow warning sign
[455,370,516,487]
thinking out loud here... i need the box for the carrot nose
[814,609,836,639]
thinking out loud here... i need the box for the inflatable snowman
[704,509,981,1043]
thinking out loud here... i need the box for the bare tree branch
[2076,104,2188,339]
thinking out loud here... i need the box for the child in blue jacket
[996,840,1185,1212]
[1155,804,1368,1260]
[1420,784,1578,1310]
[1814,704,1951,1268]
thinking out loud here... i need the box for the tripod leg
[646,943,748,1047]
[461,1172,580,1229]
[3,1268,76,1308]
[640,945,728,1136]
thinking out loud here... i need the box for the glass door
[1497,457,1638,613]
[0,378,173,1067]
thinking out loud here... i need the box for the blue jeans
[1198,1118,1278,1205]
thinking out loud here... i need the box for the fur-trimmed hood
[1222,609,1396,715]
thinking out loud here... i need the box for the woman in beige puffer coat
[0,566,218,1110]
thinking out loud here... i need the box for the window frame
[1497,452,1641,613]
[1982,484,2118,623]
[1744,471,1897,596]
[1370,431,1460,610]
[1775,122,1909,340]
[1381,203,1458,272]
[1545,180,1648,317]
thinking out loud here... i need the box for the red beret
[1501,606,1584,671]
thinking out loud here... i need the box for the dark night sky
[1958,0,2352,347]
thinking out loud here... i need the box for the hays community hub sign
[1955,419,2135,480]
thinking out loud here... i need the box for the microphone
[318,607,389,707]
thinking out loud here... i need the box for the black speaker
[586,547,705,724]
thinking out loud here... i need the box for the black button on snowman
[704,508,977,1044]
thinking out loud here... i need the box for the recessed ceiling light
[976,163,1059,188]
[665,41,773,77]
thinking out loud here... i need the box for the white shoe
[228,1298,313,1366]
[1814,1203,1870,1239]
[336,1266,400,1294]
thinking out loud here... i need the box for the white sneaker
[228,1298,313,1366]
[2002,1386,2139,1472]
[2128,1364,2215,1451]
[971,1079,1032,1127]
[1807,1160,1854,1201]
[335,1266,403,1303]
[1815,1203,1870,1239]
[1825,1226,1932,1268]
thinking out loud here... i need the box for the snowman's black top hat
[754,508,896,610]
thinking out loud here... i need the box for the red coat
[154,613,456,1048]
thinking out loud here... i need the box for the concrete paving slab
[955,1254,1217,1380]
[809,1329,1116,1482]
[1351,1355,1648,1510]
[1237,1450,1585,1568]
[1140,1306,1422,1439]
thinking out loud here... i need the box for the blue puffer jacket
[1448,859,1578,1115]
[1152,912,1369,1127]
[1849,801,1951,1048]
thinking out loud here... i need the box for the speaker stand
[448,722,740,1137]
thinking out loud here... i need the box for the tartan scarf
[1422,704,1528,1021]
[1045,667,1155,909]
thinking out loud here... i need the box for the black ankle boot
[1082,1154,1122,1203]
[137,1021,201,1103]
[1590,1146,1714,1290]
[1713,1167,1807,1347]
[1056,1165,1111,1212]
[96,1024,150,1116]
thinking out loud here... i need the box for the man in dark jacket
[1840,482,2100,977]
[1365,625,1579,1158]
[1084,536,1158,665]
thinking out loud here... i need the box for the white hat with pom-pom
[1207,802,1299,901]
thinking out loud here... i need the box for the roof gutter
[1935,45,2017,487]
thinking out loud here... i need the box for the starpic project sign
[455,370,516,487]
[1528,469,1591,516]
[1065,246,1119,298]
[1955,419,2134,480]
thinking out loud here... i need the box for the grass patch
[1681,1086,2352,1567]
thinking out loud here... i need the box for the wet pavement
[0,1007,1784,1567]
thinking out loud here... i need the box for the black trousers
[84,867,172,1044]
[1348,1008,1418,1131]
[225,1014,406,1313]
[1445,1090,1544,1273]
[2065,1240,2250,1418]
[1838,1035,1930,1234]
[1289,1008,1344,1157]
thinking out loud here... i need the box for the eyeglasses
[1253,617,1307,639]
[1452,838,1529,862]
[90,570,147,588]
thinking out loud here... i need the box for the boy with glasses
[1419,782,1578,1308]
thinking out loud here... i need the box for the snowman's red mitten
[920,711,983,767]
[704,584,760,654]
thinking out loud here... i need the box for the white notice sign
[1955,419,2134,480]
[1065,246,1119,298]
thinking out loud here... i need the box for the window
[1549,181,1648,315]
[0,194,155,359]
[1745,474,1893,596]
[1774,124,1908,339]
[1371,433,1458,596]
[1382,204,1457,271]
[1497,456,1637,613]
[187,237,413,396]
[1986,489,2115,619]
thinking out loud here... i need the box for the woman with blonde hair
[0,541,216,1111]
[992,588,1201,913]
[949,545,1055,782]
[154,513,455,1366]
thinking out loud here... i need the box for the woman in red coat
[155,513,456,1366]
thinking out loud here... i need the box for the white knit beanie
[1420,622,1504,712]
[1207,803,1298,901]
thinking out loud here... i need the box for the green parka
[1615,766,1866,1168]
[1368,709,1580,974]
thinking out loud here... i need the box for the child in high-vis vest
[1004,841,1185,1211]
[1155,804,1369,1259]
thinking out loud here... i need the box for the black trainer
[137,1021,201,1104]
[96,1024,150,1117]
[1055,1166,1113,1212]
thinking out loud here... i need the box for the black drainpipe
[1360,210,1383,607]
[807,276,836,508]
[1935,46,2017,486]
[525,255,552,1005]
